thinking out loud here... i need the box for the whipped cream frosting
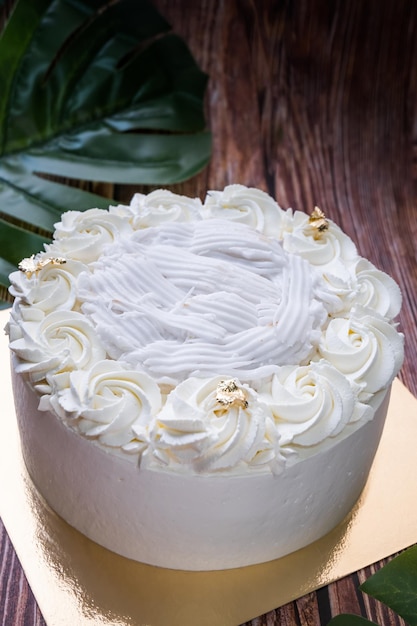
[7,185,404,474]
[77,219,329,384]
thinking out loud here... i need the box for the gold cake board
[1,308,417,626]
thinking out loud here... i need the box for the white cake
[7,185,404,570]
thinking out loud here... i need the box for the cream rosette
[353,258,402,320]
[306,256,402,319]
[264,361,369,449]
[47,361,161,451]
[7,298,45,331]
[203,184,287,237]
[318,310,404,396]
[45,208,132,263]
[151,376,284,474]
[10,310,106,385]
[9,258,87,314]
[282,210,358,278]
[314,271,356,315]
[122,189,203,229]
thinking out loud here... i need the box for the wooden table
[1,1,416,623]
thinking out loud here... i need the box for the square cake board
[1,308,417,626]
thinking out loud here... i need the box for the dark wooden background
[1,0,416,624]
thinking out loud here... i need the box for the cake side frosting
[7,186,404,476]
[11,361,392,569]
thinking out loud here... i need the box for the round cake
[7,185,404,570]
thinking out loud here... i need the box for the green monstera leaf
[0,0,211,305]
[328,546,417,626]
[360,546,417,625]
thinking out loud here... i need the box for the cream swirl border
[7,186,404,474]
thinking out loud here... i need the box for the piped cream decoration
[7,185,404,570]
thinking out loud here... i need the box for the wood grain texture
[1,0,416,624]
[0,519,45,626]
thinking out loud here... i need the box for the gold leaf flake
[18,255,66,278]
[215,379,248,410]
[308,206,329,239]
